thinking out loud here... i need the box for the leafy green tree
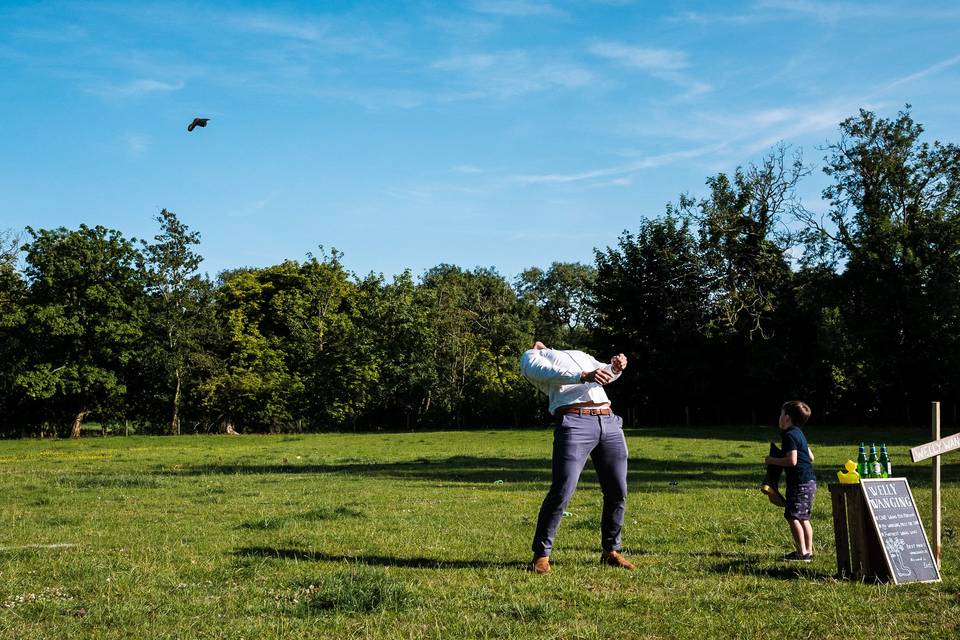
[200,251,375,432]
[200,264,305,432]
[140,209,206,435]
[0,230,27,435]
[594,213,709,423]
[416,265,535,427]
[516,262,596,349]
[17,225,146,437]
[685,147,803,340]
[798,107,960,422]
[360,270,437,428]
[290,251,379,430]
[786,265,858,422]
[681,148,803,422]
[461,267,537,425]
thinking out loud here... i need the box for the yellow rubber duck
[837,459,860,484]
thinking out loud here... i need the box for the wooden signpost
[859,478,941,584]
[909,401,960,568]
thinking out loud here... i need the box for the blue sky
[3,1,959,280]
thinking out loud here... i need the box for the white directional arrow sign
[910,431,960,463]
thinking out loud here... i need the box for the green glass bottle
[879,443,891,478]
[857,442,868,478]
[868,443,881,478]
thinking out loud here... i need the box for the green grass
[1,426,959,639]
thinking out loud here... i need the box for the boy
[763,400,816,561]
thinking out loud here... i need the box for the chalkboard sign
[860,478,941,584]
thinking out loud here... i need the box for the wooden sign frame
[860,478,941,584]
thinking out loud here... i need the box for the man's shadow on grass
[172,454,960,489]
[234,546,526,571]
[174,456,789,487]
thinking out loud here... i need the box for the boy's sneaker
[760,484,787,507]
[781,551,812,562]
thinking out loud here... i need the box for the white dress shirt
[520,348,620,415]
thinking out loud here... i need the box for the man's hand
[582,368,614,385]
[610,353,627,373]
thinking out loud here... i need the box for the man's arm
[520,350,582,385]
[521,349,614,385]
[586,353,626,383]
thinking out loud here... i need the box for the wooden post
[846,488,873,578]
[829,485,851,578]
[932,401,942,569]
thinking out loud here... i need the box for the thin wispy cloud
[226,10,396,59]
[471,0,565,18]
[515,144,724,184]
[740,105,857,153]
[123,133,150,158]
[432,54,497,72]
[426,14,502,42]
[652,101,863,155]
[584,176,634,189]
[657,74,713,100]
[383,186,435,202]
[700,52,960,156]
[674,1,960,25]
[229,14,329,41]
[588,40,711,98]
[452,165,487,174]
[226,196,274,219]
[734,53,960,152]
[11,24,87,43]
[432,50,598,99]
[516,97,864,189]
[669,10,772,25]
[386,179,490,200]
[756,0,902,22]
[309,86,432,110]
[877,53,960,94]
[88,78,184,98]
[588,42,688,72]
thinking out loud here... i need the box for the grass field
[1,425,959,639]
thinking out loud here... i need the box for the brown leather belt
[557,407,611,416]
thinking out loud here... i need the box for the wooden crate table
[829,483,889,581]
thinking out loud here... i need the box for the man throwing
[520,341,634,574]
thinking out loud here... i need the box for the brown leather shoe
[528,555,551,574]
[600,550,635,570]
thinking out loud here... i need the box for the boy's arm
[765,449,799,467]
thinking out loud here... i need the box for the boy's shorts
[784,480,817,520]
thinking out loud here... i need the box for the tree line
[2,108,959,437]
